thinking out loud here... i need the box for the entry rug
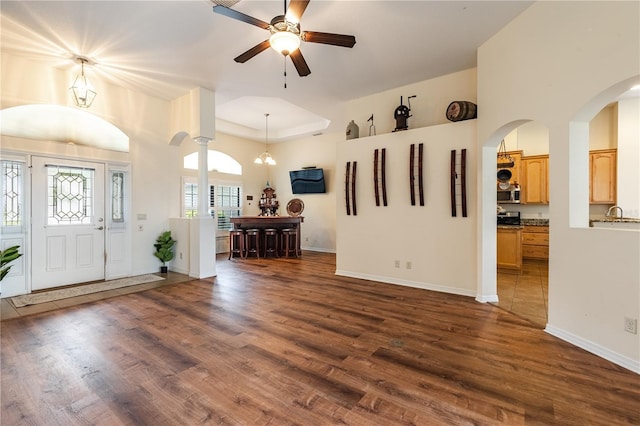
[10,274,165,307]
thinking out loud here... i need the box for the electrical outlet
[394,260,400,268]
[624,317,637,334]
[406,261,412,270]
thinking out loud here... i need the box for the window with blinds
[183,181,242,230]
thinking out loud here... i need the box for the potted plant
[0,245,23,281]
[153,231,176,273]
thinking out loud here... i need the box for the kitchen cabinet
[497,227,522,270]
[522,226,549,260]
[522,155,549,204]
[590,149,616,204]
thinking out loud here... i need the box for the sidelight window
[1,160,24,228]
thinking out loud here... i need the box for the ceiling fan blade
[286,0,310,22]
[290,49,311,77]
[302,31,356,48]
[234,40,271,63]
[213,5,270,29]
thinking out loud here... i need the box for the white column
[195,137,212,217]
[189,136,217,279]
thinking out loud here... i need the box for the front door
[31,156,105,290]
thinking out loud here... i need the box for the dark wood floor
[2,252,638,425]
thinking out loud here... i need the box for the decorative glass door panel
[32,157,105,290]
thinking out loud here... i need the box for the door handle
[95,226,104,230]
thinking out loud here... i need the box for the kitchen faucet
[606,205,623,219]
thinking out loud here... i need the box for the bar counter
[230,216,303,256]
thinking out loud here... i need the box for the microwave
[497,184,520,203]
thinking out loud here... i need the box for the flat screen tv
[289,168,326,194]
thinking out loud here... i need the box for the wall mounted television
[289,168,326,194]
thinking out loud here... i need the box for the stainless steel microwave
[497,184,520,203]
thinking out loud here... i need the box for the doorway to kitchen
[493,121,550,327]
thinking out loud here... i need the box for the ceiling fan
[213,0,356,77]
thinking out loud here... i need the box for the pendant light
[255,113,276,165]
[70,57,96,108]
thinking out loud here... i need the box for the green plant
[0,245,23,281]
[153,231,176,265]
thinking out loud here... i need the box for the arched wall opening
[568,75,640,228]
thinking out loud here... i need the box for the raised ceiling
[0,1,533,141]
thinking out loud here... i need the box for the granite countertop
[497,224,523,229]
[521,218,549,226]
[590,217,640,224]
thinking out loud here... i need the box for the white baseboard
[334,269,476,298]
[545,324,640,374]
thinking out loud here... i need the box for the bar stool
[245,228,261,258]
[281,228,298,258]
[228,229,245,259]
[263,228,279,258]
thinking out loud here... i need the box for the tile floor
[494,259,549,327]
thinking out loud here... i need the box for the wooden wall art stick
[461,148,468,217]
[381,148,388,206]
[351,161,358,216]
[345,161,351,215]
[409,144,424,206]
[450,150,457,217]
[374,149,380,206]
[410,144,416,206]
[418,143,424,206]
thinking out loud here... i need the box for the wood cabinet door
[522,155,549,204]
[497,228,522,270]
[590,149,616,204]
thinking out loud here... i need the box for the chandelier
[255,113,276,165]
[70,57,96,108]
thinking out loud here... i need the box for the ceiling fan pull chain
[284,57,288,89]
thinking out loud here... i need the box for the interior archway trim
[0,104,129,152]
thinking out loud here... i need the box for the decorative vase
[346,120,359,139]
[160,266,168,273]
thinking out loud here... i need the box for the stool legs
[281,229,298,258]
[245,229,261,258]
[228,230,245,259]
[263,229,279,258]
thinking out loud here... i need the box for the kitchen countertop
[521,219,549,226]
[590,217,640,224]
[497,224,523,229]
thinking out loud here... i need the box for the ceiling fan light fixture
[269,31,300,56]
[70,57,96,108]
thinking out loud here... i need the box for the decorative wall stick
[410,144,416,206]
[409,143,424,206]
[351,161,358,216]
[418,143,424,206]
[374,149,380,206]
[381,148,387,206]
[373,149,388,207]
[461,148,468,217]
[450,149,468,217]
[345,162,351,215]
[450,150,457,217]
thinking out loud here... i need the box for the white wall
[336,121,477,297]
[269,132,339,252]
[335,68,478,296]
[478,1,640,372]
